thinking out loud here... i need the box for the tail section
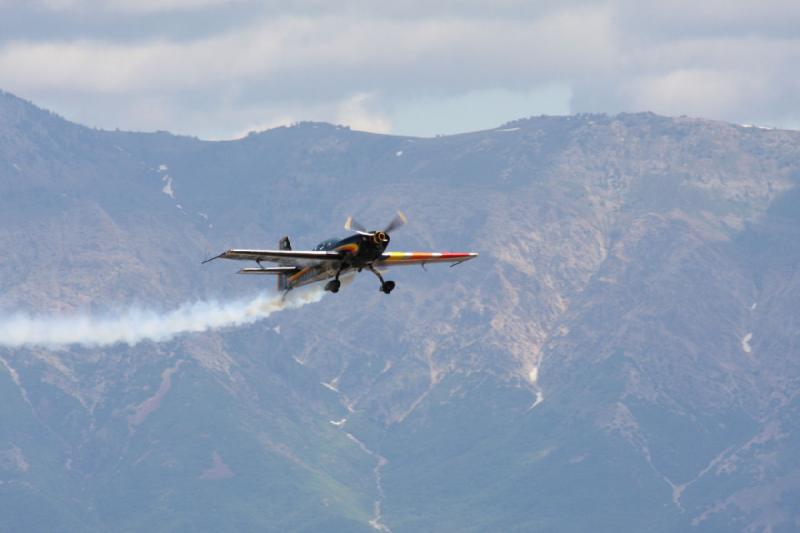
[277,236,291,292]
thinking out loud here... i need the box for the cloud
[336,93,391,133]
[27,0,247,14]
[571,34,800,124]
[0,8,615,96]
[613,0,800,41]
[0,1,797,136]
[627,69,763,118]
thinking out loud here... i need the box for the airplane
[202,212,478,295]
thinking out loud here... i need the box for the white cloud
[0,1,798,135]
[336,93,391,133]
[109,0,240,12]
[625,69,761,118]
[0,30,281,94]
[571,34,800,124]
[31,0,245,14]
[0,8,616,95]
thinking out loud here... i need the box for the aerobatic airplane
[203,212,478,295]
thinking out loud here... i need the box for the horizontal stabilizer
[238,267,299,275]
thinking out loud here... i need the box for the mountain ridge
[1,90,799,531]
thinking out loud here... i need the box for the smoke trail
[0,288,325,349]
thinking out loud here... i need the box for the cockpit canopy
[314,238,342,251]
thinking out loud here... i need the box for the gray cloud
[0,1,797,137]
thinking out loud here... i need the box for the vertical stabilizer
[277,236,291,291]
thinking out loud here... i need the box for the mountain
[1,89,799,532]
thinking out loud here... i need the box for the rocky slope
[1,90,799,531]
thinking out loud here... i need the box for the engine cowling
[372,231,389,245]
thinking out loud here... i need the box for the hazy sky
[0,0,798,138]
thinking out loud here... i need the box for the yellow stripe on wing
[379,252,478,264]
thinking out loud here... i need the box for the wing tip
[201,253,222,264]
[201,249,234,264]
[449,252,479,267]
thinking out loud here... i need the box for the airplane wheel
[325,280,341,293]
[381,281,395,294]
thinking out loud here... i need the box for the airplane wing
[375,251,479,267]
[202,249,343,265]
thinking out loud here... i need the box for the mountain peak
[0,88,82,137]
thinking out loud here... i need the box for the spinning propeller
[344,211,407,239]
[382,211,407,234]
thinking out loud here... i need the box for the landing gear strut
[325,263,346,293]
[369,265,395,294]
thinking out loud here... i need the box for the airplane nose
[373,232,389,245]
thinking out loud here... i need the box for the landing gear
[326,263,346,293]
[368,265,395,294]
[380,280,395,294]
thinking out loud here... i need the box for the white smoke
[0,288,325,349]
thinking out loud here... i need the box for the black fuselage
[286,231,390,290]
[315,231,390,268]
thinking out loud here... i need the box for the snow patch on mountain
[346,432,391,532]
[162,175,175,198]
[198,451,234,480]
[0,445,29,473]
[741,333,753,353]
[321,380,339,393]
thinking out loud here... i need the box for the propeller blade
[344,216,368,233]
[383,211,407,234]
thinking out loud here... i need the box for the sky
[0,0,798,139]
